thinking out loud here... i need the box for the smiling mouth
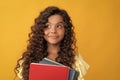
[49,36,58,38]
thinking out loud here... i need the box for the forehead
[47,14,64,24]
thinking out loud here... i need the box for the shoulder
[72,53,90,79]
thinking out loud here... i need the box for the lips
[49,36,58,39]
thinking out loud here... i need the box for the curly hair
[15,6,77,80]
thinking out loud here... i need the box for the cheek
[43,30,48,39]
[44,30,48,36]
[60,30,65,38]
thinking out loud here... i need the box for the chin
[48,42,60,45]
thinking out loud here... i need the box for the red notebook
[29,63,70,80]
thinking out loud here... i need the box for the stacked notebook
[29,58,79,80]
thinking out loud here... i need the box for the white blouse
[72,54,89,80]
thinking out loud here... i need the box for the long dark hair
[15,6,77,80]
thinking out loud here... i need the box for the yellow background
[0,0,120,80]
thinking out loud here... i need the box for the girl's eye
[45,25,51,29]
[56,24,63,28]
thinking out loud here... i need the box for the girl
[15,6,89,80]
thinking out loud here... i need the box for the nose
[50,26,56,33]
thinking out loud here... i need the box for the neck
[47,44,60,61]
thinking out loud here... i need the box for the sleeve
[73,53,90,80]
[17,60,23,79]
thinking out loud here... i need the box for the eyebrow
[46,21,64,25]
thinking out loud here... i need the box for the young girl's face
[44,14,65,45]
